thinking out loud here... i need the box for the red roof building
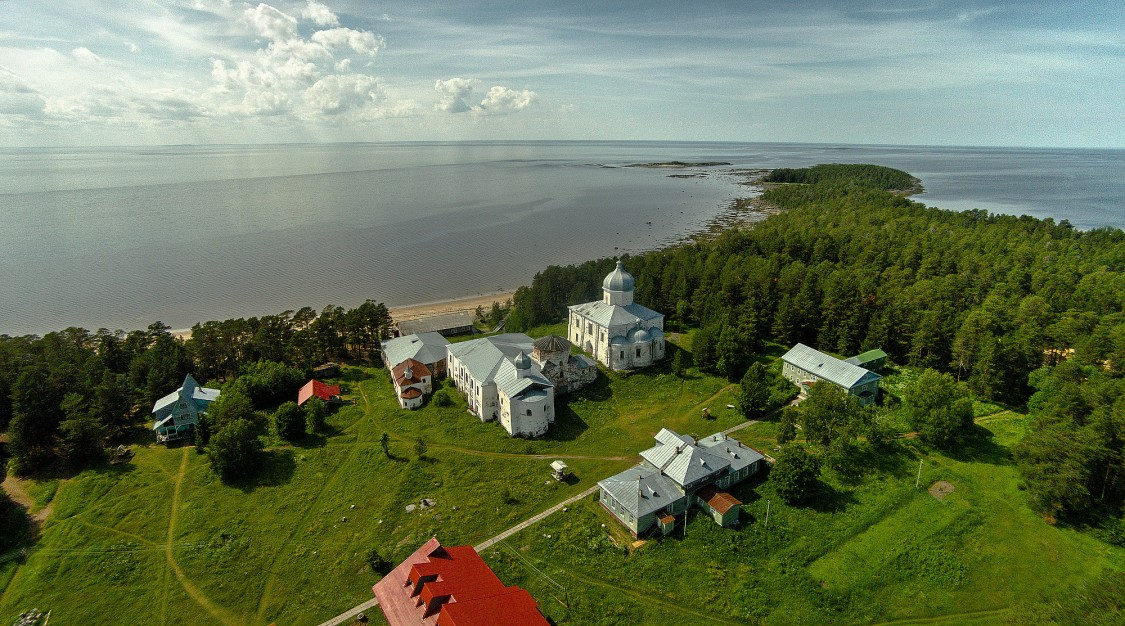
[372,538,549,626]
[297,379,341,406]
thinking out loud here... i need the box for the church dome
[513,351,531,370]
[609,334,628,346]
[602,260,635,292]
[630,327,650,343]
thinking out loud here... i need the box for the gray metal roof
[447,333,538,385]
[395,310,475,336]
[381,332,450,369]
[152,374,219,415]
[697,433,765,473]
[598,463,686,519]
[568,301,663,328]
[494,359,552,398]
[782,343,881,389]
[640,428,730,489]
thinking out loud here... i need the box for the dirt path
[1,474,54,531]
[254,416,371,622]
[683,383,739,419]
[161,448,241,626]
[561,569,744,625]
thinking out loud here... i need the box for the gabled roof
[598,463,686,519]
[640,428,730,489]
[396,311,476,336]
[493,360,552,399]
[372,538,547,626]
[297,379,341,405]
[696,432,765,473]
[845,348,888,366]
[382,332,450,369]
[446,334,536,385]
[567,300,663,328]
[151,374,220,415]
[781,343,882,389]
[696,484,742,515]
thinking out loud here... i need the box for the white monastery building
[569,260,665,370]
[446,333,556,438]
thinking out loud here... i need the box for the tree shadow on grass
[803,483,857,513]
[231,449,296,492]
[568,373,613,403]
[943,424,1014,466]
[291,432,328,449]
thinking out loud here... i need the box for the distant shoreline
[170,290,517,341]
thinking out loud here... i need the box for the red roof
[372,538,548,626]
[393,358,432,386]
[696,484,742,515]
[401,387,423,400]
[298,379,341,405]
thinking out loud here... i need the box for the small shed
[550,460,570,481]
[312,362,340,378]
[845,348,888,373]
[298,379,342,406]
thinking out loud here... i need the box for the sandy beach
[388,291,516,322]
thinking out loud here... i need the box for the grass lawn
[2,339,1123,625]
[483,410,1125,625]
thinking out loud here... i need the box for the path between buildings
[316,483,600,626]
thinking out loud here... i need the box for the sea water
[0,141,1121,336]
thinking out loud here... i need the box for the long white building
[446,333,556,437]
[568,260,665,370]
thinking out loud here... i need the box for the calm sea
[0,141,1121,336]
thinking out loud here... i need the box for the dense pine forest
[507,164,1125,528]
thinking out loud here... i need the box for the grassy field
[483,410,1125,624]
[2,334,1123,625]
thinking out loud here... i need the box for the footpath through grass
[2,347,1123,624]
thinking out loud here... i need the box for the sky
[0,0,1121,148]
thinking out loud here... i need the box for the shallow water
[1,141,1120,336]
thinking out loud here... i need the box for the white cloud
[310,28,383,57]
[435,78,536,115]
[71,47,102,63]
[125,41,139,54]
[243,3,298,42]
[301,1,339,27]
[434,77,476,113]
[303,74,383,114]
[477,86,535,114]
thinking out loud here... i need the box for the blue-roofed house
[151,374,220,443]
[597,428,766,536]
[568,260,665,370]
[781,343,882,406]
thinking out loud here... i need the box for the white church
[568,259,665,371]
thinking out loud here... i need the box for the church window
[620,351,624,359]
[526,409,532,416]
[636,347,641,357]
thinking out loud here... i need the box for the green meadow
[2,333,1123,625]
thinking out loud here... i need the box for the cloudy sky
[1,0,1121,147]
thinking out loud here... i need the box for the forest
[0,300,394,480]
[507,164,1125,527]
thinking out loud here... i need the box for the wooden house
[151,374,220,443]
